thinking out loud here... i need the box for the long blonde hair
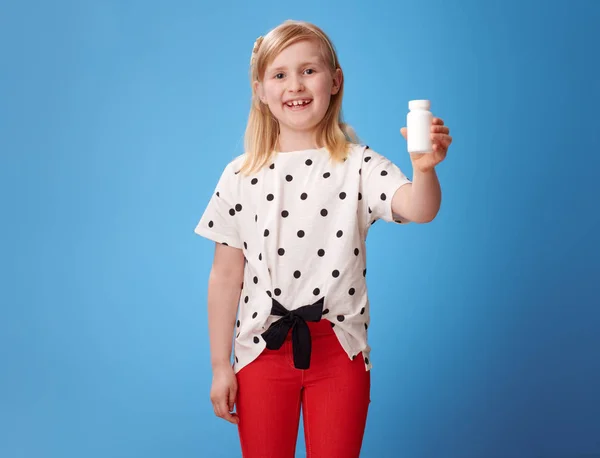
[240,20,358,175]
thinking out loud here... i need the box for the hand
[210,363,240,425]
[400,117,452,173]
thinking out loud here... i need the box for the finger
[439,135,452,148]
[228,386,237,412]
[212,399,222,417]
[431,125,449,134]
[432,117,444,125]
[400,127,407,139]
[223,411,239,424]
[432,143,448,159]
[433,137,451,153]
[430,133,452,146]
[216,399,239,424]
[212,395,226,417]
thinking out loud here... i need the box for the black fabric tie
[260,297,324,369]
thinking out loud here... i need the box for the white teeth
[287,99,310,107]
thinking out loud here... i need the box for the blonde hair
[240,20,358,175]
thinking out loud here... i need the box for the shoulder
[226,153,247,173]
[344,143,391,169]
[215,153,247,181]
[210,154,248,198]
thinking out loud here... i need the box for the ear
[253,80,266,104]
[331,68,343,95]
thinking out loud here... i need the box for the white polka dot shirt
[194,144,411,374]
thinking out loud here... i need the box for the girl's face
[256,39,342,148]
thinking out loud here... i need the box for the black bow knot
[260,297,324,369]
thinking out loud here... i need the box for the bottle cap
[408,100,431,110]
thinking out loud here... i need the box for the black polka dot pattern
[196,144,410,372]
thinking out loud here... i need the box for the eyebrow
[268,60,322,72]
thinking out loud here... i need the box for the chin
[283,120,321,133]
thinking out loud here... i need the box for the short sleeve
[361,146,412,225]
[193,164,243,249]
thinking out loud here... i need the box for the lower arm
[409,169,442,222]
[207,270,242,369]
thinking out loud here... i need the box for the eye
[304,68,315,75]
[274,73,285,79]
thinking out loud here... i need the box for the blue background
[2,0,599,457]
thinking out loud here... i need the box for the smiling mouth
[284,99,313,109]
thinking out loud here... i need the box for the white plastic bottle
[407,100,433,153]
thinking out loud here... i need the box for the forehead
[267,39,326,69]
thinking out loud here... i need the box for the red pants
[236,319,371,458]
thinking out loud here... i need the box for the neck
[276,128,320,153]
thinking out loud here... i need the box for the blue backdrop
[2,0,599,457]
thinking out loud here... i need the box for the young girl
[194,19,452,458]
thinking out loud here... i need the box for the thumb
[400,127,407,140]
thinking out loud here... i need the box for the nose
[287,74,304,92]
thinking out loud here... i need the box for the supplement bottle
[407,100,433,153]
